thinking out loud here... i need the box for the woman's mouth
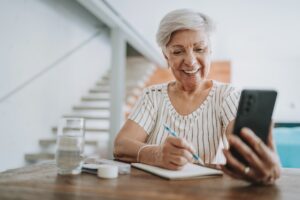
[183,68,200,74]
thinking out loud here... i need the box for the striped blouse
[128,80,240,164]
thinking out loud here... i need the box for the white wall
[0,0,111,171]
[107,0,300,122]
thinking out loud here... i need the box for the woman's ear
[162,51,168,60]
[162,50,170,68]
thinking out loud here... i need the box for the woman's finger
[168,154,189,166]
[229,135,270,178]
[166,136,196,155]
[267,122,276,151]
[164,160,184,170]
[169,147,194,162]
[223,149,259,182]
[240,128,275,165]
[162,138,194,164]
[221,165,245,180]
[231,128,281,183]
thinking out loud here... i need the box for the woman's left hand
[221,127,281,185]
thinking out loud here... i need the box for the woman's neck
[173,80,212,96]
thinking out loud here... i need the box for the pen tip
[163,124,168,130]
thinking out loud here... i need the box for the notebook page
[132,163,222,180]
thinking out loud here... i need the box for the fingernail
[242,127,251,134]
[190,145,196,153]
[192,146,196,153]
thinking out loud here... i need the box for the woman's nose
[184,52,197,67]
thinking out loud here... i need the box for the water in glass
[55,118,85,175]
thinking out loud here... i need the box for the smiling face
[164,29,211,90]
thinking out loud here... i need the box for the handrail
[76,0,165,67]
[0,29,106,103]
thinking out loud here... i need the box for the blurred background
[0,0,299,172]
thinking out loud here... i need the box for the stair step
[102,75,109,80]
[92,84,126,90]
[73,106,109,111]
[51,128,109,143]
[25,153,54,162]
[85,92,110,97]
[63,114,109,120]
[96,81,109,86]
[93,84,109,89]
[79,101,110,107]
[85,120,109,129]
[39,139,98,147]
[72,110,110,117]
[95,81,144,89]
[81,97,110,101]
[52,127,109,133]
[89,88,110,93]
[89,87,143,98]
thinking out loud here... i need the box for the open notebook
[131,163,222,180]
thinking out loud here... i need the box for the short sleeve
[128,89,157,134]
[220,87,241,129]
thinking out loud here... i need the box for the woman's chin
[180,77,202,90]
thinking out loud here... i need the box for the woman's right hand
[152,136,196,170]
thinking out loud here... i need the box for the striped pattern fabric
[128,80,240,164]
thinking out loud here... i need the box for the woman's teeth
[184,68,199,74]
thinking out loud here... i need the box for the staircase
[24,57,155,164]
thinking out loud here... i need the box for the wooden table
[0,161,299,200]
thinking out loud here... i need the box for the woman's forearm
[113,136,145,162]
[114,136,161,165]
[138,145,162,166]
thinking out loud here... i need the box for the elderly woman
[114,9,280,184]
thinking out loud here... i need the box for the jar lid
[97,164,118,179]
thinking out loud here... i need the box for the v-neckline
[162,80,216,120]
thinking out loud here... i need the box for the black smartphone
[230,89,277,164]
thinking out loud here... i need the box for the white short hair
[156,9,215,50]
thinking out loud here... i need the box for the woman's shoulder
[139,83,168,108]
[213,80,241,98]
[143,83,168,94]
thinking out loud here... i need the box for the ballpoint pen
[163,124,204,165]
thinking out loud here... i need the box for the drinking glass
[55,117,85,175]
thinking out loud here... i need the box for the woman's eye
[173,51,182,55]
[195,48,204,53]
